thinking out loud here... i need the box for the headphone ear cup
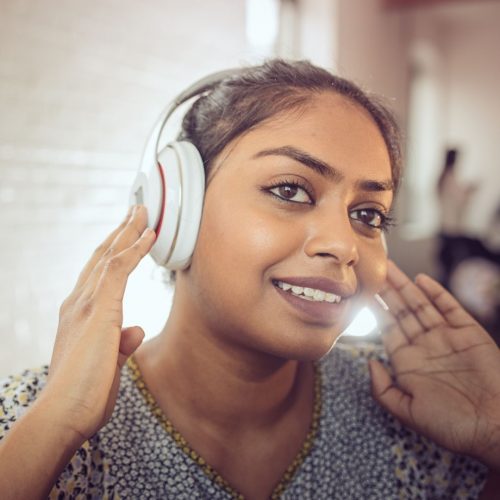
[152,141,205,270]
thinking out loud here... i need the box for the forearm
[0,396,83,500]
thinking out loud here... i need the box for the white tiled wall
[0,0,252,377]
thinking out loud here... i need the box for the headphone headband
[143,68,245,173]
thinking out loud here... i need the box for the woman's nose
[303,208,359,267]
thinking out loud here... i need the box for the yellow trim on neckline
[126,356,322,500]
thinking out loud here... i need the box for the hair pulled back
[179,59,402,192]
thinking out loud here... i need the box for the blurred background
[0,0,499,377]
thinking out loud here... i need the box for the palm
[370,261,500,470]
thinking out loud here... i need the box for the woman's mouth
[274,280,342,303]
[272,278,352,324]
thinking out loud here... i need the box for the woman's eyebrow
[253,145,340,181]
[358,178,394,192]
[252,145,393,192]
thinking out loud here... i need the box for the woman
[1,60,500,499]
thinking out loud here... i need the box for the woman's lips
[272,280,350,325]
[273,276,356,297]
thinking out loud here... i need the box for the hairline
[205,89,394,188]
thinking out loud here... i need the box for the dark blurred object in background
[436,149,500,340]
[443,235,500,339]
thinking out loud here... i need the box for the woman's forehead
[209,93,392,183]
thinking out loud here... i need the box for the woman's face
[183,92,394,361]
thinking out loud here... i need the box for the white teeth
[276,280,341,303]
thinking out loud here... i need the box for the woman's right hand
[41,205,155,444]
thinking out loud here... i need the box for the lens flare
[341,307,378,337]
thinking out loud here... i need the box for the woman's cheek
[241,215,290,257]
[193,198,279,280]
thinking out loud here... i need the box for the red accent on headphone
[154,161,166,242]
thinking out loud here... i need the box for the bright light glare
[245,0,280,51]
[341,307,379,337]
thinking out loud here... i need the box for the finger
[83,205,149,295]
[106,366,123,424]
[378,284,424,342]
[118,326,145,368]
[415,273,478,328]
[387,261,445,330]
[93,227,155,304]
[372,300,409,356]
[369,359,414,429]
[74,206,135,290]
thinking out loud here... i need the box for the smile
[274,280,342,303]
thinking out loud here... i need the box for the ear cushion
[130,140,205,269]
[153,141,205,269]
[130,154,163,233]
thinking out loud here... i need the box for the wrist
[32,391,88,452]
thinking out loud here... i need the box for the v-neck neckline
[126,356,322,499]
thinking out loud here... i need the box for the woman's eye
[269,184,312,204]
[351,208,385,229]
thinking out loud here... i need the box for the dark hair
[179,59,403,192]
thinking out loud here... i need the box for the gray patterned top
[0,343,488,499]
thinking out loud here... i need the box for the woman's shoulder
[330,338,387,360]
[319,339,387,382]
[0,365,119,497]
[0,365,48,436]
[317,339,388,421]
[317,340,487,498]
[317,339,388,426]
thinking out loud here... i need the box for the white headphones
[130,69,241,270]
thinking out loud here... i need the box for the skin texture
[1,91,500,499]
[134,93,394,499]
[182,92,392,359]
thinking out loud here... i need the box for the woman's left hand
[370,260,500,471]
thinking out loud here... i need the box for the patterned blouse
[0,343,488,499]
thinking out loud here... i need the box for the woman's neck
[134,312,311,431]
